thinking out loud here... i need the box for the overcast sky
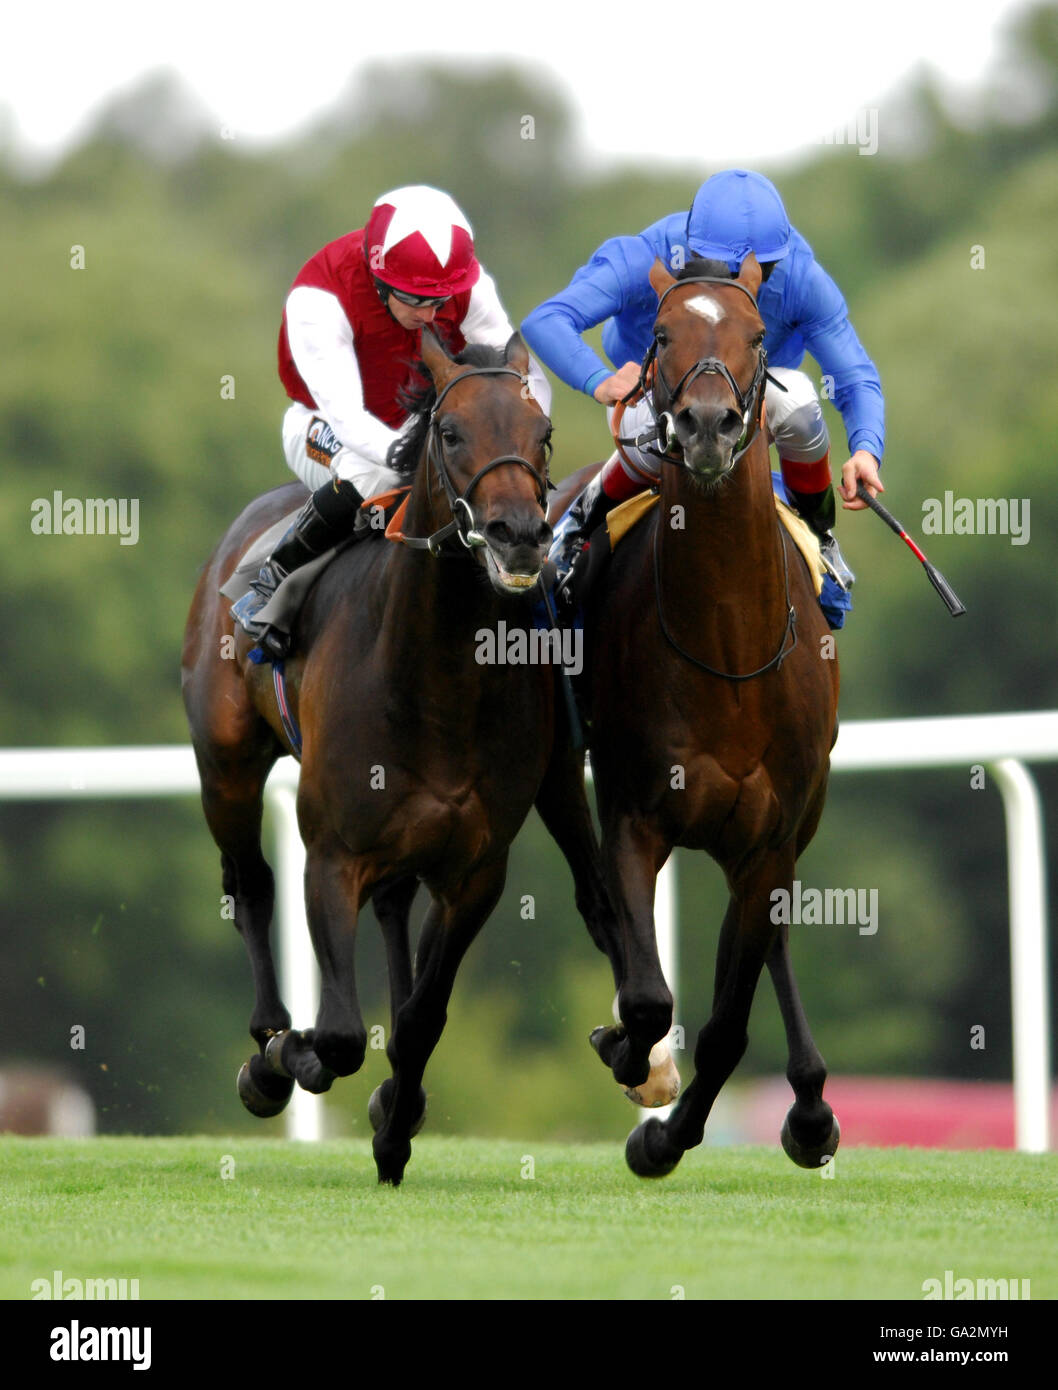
[0,0,1039,171]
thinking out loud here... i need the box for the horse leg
[196,750,295,1118]
[625,850,790,1178]
[537,768,678,1105]
[372,857,508,1186]
[534,715,620,975]
[589,817,677,1105]
[366,876,427,1138]
[267,843,369,1096]
[767,924,840,1167]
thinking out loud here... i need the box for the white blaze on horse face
[684,294,725,325]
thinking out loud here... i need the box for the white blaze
[684,294,725,324]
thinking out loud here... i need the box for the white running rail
[0,709,1053,1149]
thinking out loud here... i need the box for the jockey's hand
[592,362,642,404]
[838,450,884,510]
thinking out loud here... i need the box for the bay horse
[541,254,841,1177]
[182,331,555,1185]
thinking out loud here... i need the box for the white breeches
[282,402,403,499]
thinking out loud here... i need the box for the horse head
[419,330,553,593]
[647,253,767,486]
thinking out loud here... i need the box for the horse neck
[659,435,787,618]
[380,463,507,697]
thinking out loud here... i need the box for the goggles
[384,284,450,309]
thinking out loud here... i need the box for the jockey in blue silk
[521,169,885,603]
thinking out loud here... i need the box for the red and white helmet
[365,185,480,297]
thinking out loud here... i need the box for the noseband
[401,366,552,555]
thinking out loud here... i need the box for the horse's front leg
[626,848,791,1178]
[366,876,427,1138]
[590,816,678,1107]
[767,922,840,1167]
[267,842,368,1096]
[371,856,508,1186]
[533,725,622,982]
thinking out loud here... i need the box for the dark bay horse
[543,254,841,1177]
[182,332,555,1185]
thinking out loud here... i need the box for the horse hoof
[590,1025,651,1091]
[623,1040,681,1107]
[368,1082,427,1137]
[625,1118,680,1179]
[237,1055,294,1118]
[265,1030,294,1077]
[781,1111,841,1169]
[373,1133,413,1186]
[590,1025,617,1065]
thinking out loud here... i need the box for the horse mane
[388,342,508,479]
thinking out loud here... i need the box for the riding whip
[856,484,966,617]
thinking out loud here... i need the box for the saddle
[561,472,826,618]
[219,487,410,639]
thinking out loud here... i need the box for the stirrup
[229,552,295,659]
[231,566,282,634]
[818,533,855,590]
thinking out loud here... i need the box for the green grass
[1,1136,1055,1300]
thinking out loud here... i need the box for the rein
[652,514,797,680]
[396,366,552,555]
[645,275,798,681]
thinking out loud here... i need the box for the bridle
[637,275,772,466]
[641,276,798,680]
[399,366,553,555]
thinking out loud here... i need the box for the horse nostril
[675,406,698,439]
[484,520,514,546]
[535,519,553,548]
[717,408,743,443]
[678,404,743,446]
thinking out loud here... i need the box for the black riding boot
[231,478,364,659]
[788,482,855,590]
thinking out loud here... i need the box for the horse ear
[421,327,460,390]
[737,252,762,298]
[504,332,530,376]
[648,257,677,300]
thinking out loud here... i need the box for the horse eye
[440,427,460,448]
[655,330,668,347]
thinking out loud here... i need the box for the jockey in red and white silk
[278,185,550,499]
[231,185,549,661]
